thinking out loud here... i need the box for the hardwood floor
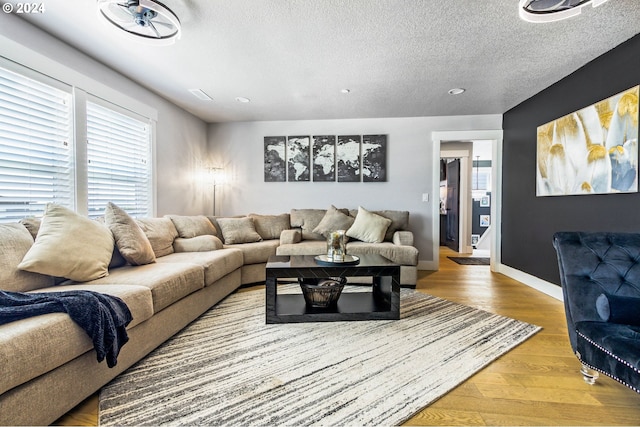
[54,247,640,426]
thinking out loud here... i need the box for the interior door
[445,159,460,252]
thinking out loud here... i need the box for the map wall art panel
[362,134,387,182]
[263,136,286,182]
[312,135,336,181]
[337,135,361,182]
[536,85,639,196]
[287,136,311,182]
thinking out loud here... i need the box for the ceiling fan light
[97,0,181,45]
[518,0,614,23]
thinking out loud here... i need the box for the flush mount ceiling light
[235,97,251,103]
[519,0,610,23]
[448,88,466,95]
[97,0,181,45]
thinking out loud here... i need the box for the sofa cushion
[277,240,327,256]
[157,248,243,286]
[0,223,54,292]
[224,239,280,265]
[346,206,392,243]
[105,202,155,266]
[376,210,410,241]
[0,284,152,396]
[346,241,419,266]
[312,205,355,238]
[217,217,262,244]
[18,204,114,282]
[77,263,204,313]
[173,235,223,252]
[136,217,179,257]
[249,213,290,240]
[291,208,343,241]
[166,215,217,238]
[19,217,40,240]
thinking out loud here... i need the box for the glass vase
[327,230,346,262]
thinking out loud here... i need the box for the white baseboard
[496,263,563,301]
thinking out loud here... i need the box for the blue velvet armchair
[553,232,640,393]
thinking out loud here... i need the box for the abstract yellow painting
[536,85,639,196]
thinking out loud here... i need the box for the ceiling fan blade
[107,3,135,22]
[148,21,161,38]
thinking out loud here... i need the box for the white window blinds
[0,65,73,222]
[86,101,151,218]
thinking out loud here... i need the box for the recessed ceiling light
[519,0,610,23]
[189,89,212,101]
[341,89,351,94]
[235,97,251,103]
[448,88,466,95]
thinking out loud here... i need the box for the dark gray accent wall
[502,33,640,285]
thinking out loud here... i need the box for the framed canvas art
[264,136,286,182]
[287,136,311,182]
[312,135,336,181]
[337,135,361,182]
[362,134,387,182]
[536,85,639,196]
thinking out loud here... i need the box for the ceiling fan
[97,0,181,44]
[519,0,610,23]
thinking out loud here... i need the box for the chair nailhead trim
[576,330,640,394]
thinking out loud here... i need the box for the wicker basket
[299,277,346,308]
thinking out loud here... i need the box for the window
[86,100,152,218]
[0,60,155,222]
[0,65,73,222]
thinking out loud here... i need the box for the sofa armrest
[393,231,413,246]
[173,236,223,253]
[280,229,302,245]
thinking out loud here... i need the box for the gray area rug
[99,286,540,426]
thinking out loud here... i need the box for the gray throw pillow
[105,202,156,266]
[249,213,290,240]
[312,205,355,237]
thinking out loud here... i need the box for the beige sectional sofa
[0,205,418,425]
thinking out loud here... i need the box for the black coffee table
[265,254,400,323]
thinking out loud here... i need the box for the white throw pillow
[18,203,114,282]
[346,206,393,243]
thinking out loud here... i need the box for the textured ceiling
[9,0,640,123]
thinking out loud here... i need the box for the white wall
[208,115,502,265]
[0,13,209,216]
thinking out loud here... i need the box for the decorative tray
[314,254,360,266]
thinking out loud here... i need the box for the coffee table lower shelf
[269,292,396,323]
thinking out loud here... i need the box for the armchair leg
[580,363,600,385]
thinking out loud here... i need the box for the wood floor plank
[53,247,640,426]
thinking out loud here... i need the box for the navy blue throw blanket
[0,290,132,368]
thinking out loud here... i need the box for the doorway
[431,130,503,271]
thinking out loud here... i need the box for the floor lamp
[210,167,223,216]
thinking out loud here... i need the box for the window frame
[0,57,156,221]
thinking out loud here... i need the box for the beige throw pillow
[18,204,114,282]
[312,205,355,237]
[105,202,155,266]
[0,223,55,292]
[166,215,217,238]
[216,217,262,244]
[346,206,392,243]
[249,213,290,240]
[136,217,179,257]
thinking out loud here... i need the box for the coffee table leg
[266,277,277,324]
